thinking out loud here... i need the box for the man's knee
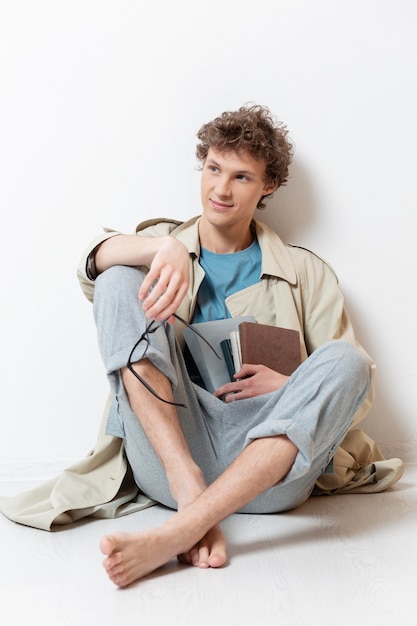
[95,265,146,298]
[319,340,372,388]
[93,265,150,362]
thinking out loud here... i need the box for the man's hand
[139,237,190,323]
[214,364,289,403]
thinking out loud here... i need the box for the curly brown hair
[196,104,293,209]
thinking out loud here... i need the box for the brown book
[238,322,301,376]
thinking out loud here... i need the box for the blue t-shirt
[192,238,262,324]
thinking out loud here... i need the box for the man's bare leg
[119,359,227,568]
[100,433,298,587]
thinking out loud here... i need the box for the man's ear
[262,182,278,196]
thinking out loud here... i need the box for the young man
[79,104,375,587]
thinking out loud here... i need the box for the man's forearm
[95,234,163,275]
[94,234,190,321]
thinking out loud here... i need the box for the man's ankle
[167,463,207,509]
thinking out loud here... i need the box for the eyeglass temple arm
[172,313,222,360]
[126,361,186,408]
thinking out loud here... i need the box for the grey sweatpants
[93,265,372,514]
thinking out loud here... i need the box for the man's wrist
[86,242,104,280]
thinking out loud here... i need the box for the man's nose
[215,176,231,197]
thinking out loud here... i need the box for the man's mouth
[210,198,233,210]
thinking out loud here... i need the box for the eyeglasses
[127,313,221,408]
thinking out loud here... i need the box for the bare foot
[177,524,227,568]
[100,527,181,588]
[100,519,226,587]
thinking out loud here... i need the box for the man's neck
[198,216,254,254]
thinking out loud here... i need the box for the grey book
[183,316,255,393]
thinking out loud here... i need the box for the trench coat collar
[170,216,297,285]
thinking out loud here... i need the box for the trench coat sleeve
[0,397,155,531]
[76,229,123,303]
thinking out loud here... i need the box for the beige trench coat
[0,218,403,530]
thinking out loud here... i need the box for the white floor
[1,442,416,626]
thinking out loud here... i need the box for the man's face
[200,148,276,230]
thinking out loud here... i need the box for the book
[237,322,301,376]
[183,316,255,393]
[229,330,242,375]
[220,338,235,382]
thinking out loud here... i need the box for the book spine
[229,331,242,373]
[220,339,235,381]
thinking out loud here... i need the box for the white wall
[1,0,416,477]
